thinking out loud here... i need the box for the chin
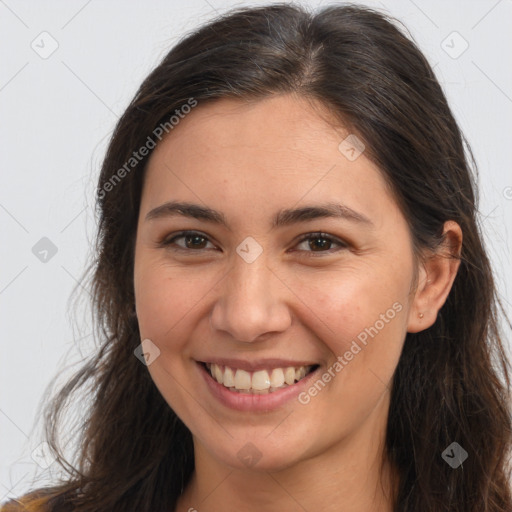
[198,432,314,472]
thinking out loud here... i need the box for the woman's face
[133,93,420,471]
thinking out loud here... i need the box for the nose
[209,251,292,343]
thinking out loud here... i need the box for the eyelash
[160,230,348,256]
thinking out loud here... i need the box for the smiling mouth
[202,362,319,394]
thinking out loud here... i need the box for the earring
[419,312,424,319]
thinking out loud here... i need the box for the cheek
[133,259,209,416]
[134,258,225,355]
[294,264,408,407]
[293,263,408,356]
[292,269,408,437]
[134,260,193,340]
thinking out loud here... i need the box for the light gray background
[1,0,511,502]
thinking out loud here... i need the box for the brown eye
[163,231,216,251]
[182,233,208,249]
[294,232,347,254]
[161,231,347,255]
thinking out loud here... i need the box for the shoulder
[1,495,39,511]
[0,487,66,512]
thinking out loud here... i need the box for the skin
[133,92,462,512]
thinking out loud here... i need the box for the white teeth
[284,367,296,385]
[213,364,223,384]
[252,370,271,390]
[234,369,252,390]
[206,362,315,393]
[270,368,285,388]
[295,367,306,381]
[223,366,235,387]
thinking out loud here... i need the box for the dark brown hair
[3,3,511,511]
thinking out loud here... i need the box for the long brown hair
[3,3,511,511]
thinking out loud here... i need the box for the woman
[3,3,511,511]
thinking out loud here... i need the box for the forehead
[142,94,397,227]
[150,94,349,161]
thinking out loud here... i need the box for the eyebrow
[145,200,374,228]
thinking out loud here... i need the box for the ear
[407,220,463,333]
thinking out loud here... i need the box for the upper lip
[198,358,320,372]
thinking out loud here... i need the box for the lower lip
[197,362,321,412]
